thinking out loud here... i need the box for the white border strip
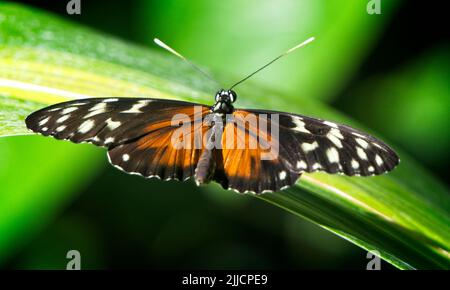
[0,78,97,100]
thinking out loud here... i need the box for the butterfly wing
[214,110,298,193]
[215,109,399,193]
[26,98,211,180]
[107,110,210,181]
[26,99,400,193]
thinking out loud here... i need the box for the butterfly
[25,38,399,194]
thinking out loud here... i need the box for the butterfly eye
[229,90,237,103]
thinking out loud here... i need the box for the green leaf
[0,4,449,269]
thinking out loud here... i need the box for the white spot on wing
[323,121,338,128]
[296,160,307,170]
[375,154,383,166]
[105,137,115,144]
[57,115,70,123]
[292,118,310,134]
[84,110,105,118]
[62,107,78,114]
[56,125,66,132]
[78,119,95,134]
[89,102,107,111]
[312,163,322,170]
[103,98,118,102]
[39,117,50,126]
[356,146,368,160]
[70,102,87,106]
[84,103,108,118]
[356,138,369,149]
[122,154,130,162]
[122,101,148,113]
[327,134,342,148]
[368,166,375,172]
[301,141,319,153]
[329,128,344,139]
[261,189,273,194]
[326,147,340,163]
[106,118,121,130]
[352,131,366,138]
[327,128,344,148]
[351,159,360,169]
[41,127,48,132]
[279,170,287,180]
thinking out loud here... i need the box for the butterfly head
[212,89,237,113]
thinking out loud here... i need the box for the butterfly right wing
[214,108,399,194]
[214,110,300,193]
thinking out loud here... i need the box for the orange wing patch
[216,110,300,193]
[108,105,210,181]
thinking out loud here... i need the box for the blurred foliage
[0,135,102,263]
[344,47,450,168]
[0,2,449,270]
[136,0,400,102]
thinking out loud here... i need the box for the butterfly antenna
[229,36,315,90]
[154,38,221,88]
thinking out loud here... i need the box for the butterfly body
[194,123,217,186]
[194,89,236,186]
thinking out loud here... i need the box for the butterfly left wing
[26,97,211,181]
[214,109,400,194]
[25,97,209,147]
[107,113,210,181]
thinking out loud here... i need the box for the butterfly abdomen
[195,148,216,185]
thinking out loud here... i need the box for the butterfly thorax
[211,89,237,114]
